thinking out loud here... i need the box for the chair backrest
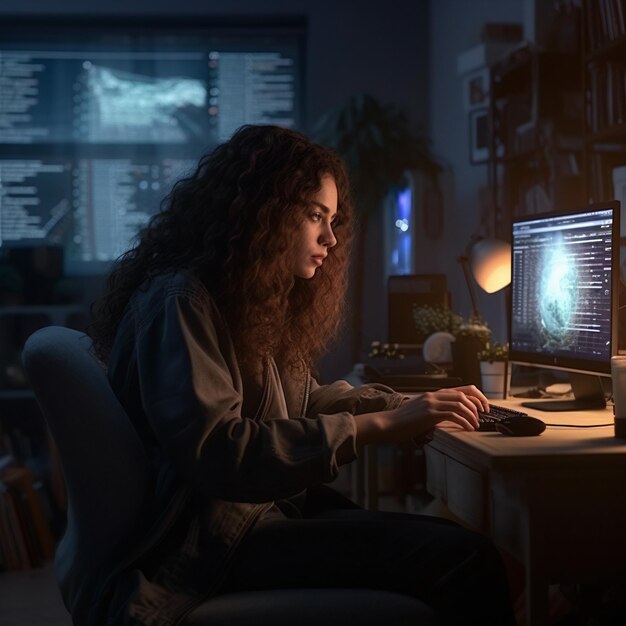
[22,326,152,615]
[23,328,440,626]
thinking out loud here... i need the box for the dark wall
[429,0,524,346]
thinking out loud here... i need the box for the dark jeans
[218,486,516,626]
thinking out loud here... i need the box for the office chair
[22,326,437,626]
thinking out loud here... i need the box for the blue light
[395,218,409,232]
[398,187,412,220]
[386,181,414,275]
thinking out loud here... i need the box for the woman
[89,124,515,625]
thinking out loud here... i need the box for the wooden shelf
[586,123,626,144]
[488,40,584,237]
[487,3,625,231]
[586,32,626,62]
[582,0,626,202]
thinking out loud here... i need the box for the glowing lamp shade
[470,238,511,293]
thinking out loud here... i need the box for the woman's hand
[354,385,490,446]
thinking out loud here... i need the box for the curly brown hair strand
[89,124,353,372]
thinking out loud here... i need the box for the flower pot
[479,361,511,399]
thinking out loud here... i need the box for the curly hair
[89,125,353,372]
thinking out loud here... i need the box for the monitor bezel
[508,200,620,378]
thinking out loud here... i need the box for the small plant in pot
[477,342,510,399]
[411,307,491,385]
[477,341,509,363]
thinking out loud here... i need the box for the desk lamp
[454,237,512,389]
[457,237,511,321]
[470,237,511,293]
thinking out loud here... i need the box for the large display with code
[0,17,305,273]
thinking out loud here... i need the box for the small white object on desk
[422,331,455,365]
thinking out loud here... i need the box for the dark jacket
[96,272,404,625]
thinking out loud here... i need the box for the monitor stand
[521,372,607,412]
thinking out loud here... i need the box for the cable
[544,423,614,428]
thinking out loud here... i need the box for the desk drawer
[425,445,447,499]
[446,456,485,531]
[425,446,486,531]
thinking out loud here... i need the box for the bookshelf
[488,40,584,239]
[0,465,55,571]
[487,3,626,238]
[0,305,86,571]
[582,0,626,209]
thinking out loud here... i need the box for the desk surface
[433,396,626,470]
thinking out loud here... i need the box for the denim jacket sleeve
[306,377,406,418]
[129,286,357,503]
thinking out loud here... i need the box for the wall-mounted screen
[0,16,306,274]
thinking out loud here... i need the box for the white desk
[424,397,626,626]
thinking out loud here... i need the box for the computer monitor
[509,201,620,411]
[0,16,305,275]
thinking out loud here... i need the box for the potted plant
[477,341,510,399]
[368,341,405,360]
[411,305,491,386]
[412,305,463,344]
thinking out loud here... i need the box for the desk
[424,397,626,626]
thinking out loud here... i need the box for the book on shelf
[0,485,22,570]
[586,0,626,52]
[0,465,55,571]
[586,61,626,134]
[612,163,626,236]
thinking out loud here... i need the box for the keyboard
[477,404,529,431]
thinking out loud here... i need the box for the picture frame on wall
[462,67,489,112]
[469,108,489,164]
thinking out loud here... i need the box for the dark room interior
[2,1,626,625]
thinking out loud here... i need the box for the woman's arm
[353,386,488,446]
[306,377,406,417]
[306,376,488,446]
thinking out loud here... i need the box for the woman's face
[292,175,338,279]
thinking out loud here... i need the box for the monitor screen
[0,17,305,275]
[509,202,620,410]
